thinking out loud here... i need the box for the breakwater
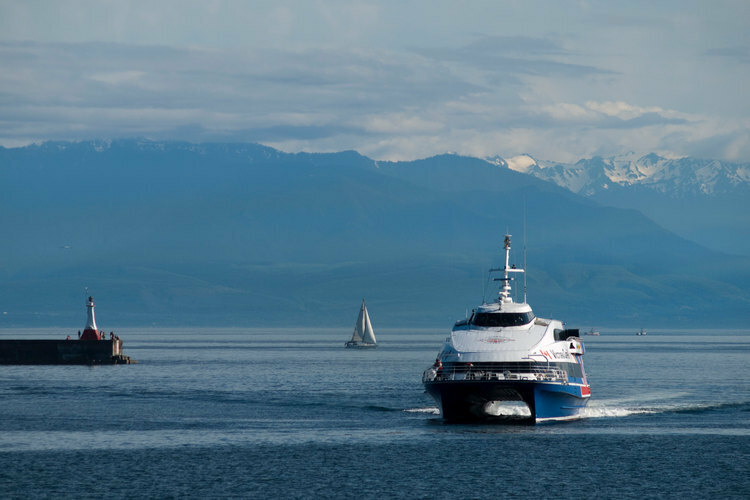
[0,339,136,364]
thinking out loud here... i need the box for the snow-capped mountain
[488,153,750,198]
[486,152,750,257]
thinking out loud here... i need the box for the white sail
[362,305,376,344]
[350,302,365,343]
[346,299,377,347]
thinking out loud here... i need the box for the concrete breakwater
[0,339,136,365]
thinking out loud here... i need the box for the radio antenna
[482,267,490,304]
[523,196,528,304]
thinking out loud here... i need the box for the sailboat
[345,299,377,348]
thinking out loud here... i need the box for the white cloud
[585,100,666,120]
[0,2,748,163]
[360,113,445,134]
[539,102,598,122]
[88,71,147,86]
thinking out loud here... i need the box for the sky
[1,0,749,162]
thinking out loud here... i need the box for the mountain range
[489,153,750,256]
[1,139,748,329]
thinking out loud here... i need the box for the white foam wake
[404,398,746,421]
[403,407,440,415]
[484,401,532,417]
[579,405,655,419]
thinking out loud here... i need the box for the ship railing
[422,363,569,384]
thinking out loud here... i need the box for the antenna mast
[523,199,527,304]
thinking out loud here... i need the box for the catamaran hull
[424,379,589,423]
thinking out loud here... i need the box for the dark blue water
[1,328,748,499]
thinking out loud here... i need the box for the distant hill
[489,153,750,256]
[1,139,748,328]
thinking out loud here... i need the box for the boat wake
[404,403,531,418]
[484,401,532,417]
[403,407,440,415]
[579,404,654,419]
[404,400,749,420]
[581,399,750,419]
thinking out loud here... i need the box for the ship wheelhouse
[470,311,535,328]
[456,299,536,331]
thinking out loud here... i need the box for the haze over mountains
[1,139,748,329]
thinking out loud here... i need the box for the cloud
[417,35,609,78]
[586,101,665,120]
[530,100,689,131]
[0,41,476,143]
[360,113,445,135]
[658,119,750,162]
[539,103,598,122]
[704,46,750,64]
[0,31,748,164]
[88,71,147,86]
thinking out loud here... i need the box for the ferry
[422,234,590,423]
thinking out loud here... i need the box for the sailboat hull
[344,341,377,348]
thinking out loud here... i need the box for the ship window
[554,329,580,341]
[471,312,535,327]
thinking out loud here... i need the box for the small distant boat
[636,328,647,336]
[345,299,377,348]
[584,328,600,336]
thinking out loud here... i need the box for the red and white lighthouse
[80,296,101,340]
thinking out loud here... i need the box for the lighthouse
[80,296,101,340]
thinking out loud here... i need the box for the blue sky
[1,0,748,161]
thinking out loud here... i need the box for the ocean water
[0,327,748,499]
